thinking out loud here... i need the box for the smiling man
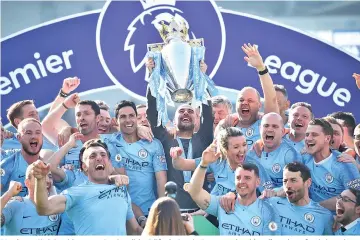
[302,119,360,211]
[267,162,333,235]
[335,188,360,235]
[32,139,142,235]
[1,118,44,197]
[247,113,302,188]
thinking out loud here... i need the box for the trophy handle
[147,43,166,52]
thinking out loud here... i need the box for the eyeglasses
[336,195,357,204]
[354,134,360,140]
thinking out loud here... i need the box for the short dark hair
[309,118,333,140]
[349,188,360,206]
[290,102,314,119]
[7,100,35,128]
[323,116,344,134]
[236,163,259,178]
[95,100,110,112]
[79,139,111,171]
[284,162,311,182]
[136,104,147,110]
[328,112,356,136]
[274,84,288,99]
[77,100,100,116]
[115,100,137,119]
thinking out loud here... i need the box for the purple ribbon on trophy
[146,16,218,127]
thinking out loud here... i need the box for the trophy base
[171,89,193,103]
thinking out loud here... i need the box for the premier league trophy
[146,16,218,126]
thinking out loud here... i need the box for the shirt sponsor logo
[221,223,261,236]
[20,223,59,235]
[99,186,128,200]
[279,215,315,234]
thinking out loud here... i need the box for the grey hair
[211,95,232,112]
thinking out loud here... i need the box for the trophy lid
[158,17,189,43]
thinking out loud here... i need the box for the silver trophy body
[147,37,204,103]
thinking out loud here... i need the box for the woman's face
[225,136,248,165]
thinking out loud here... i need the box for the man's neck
[313,147,331,163]
[176,130,193,139]
[238,194,257,206]
[289,130,305,142]
[81,131,100,143]
[122,133,139,143]
[293,195,311,206]
[264,142,281,153]
[89,177,108,185]
[342,216,359,227]
[21,150,40,164]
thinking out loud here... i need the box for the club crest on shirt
[0,168,5,177]
[245,127,254,137]
[272,163,281,173]
[115,154,122,162]
[268,221,278,231]
[251,216,261,227]
[138,149,148,159]
[304,213,314,223]
[325,172,334,183]
[49,214,59,222]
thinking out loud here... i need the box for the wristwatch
[258,66,269,75]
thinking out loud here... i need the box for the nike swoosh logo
[116,144,123,148]
[22,216,31,218]
[217,176,226,179]
[18,175,25,178]
[277,201,285,205]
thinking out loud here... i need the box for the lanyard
[176,137,193,183]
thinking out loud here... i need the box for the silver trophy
[147,17,205,103]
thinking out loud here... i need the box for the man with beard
[32,139,142,235]
[146,60,213,209]
[42,95,103,170]
[335,188,360,235]
[1,169,60,236]
[1,119,44,197]
[3,100,58,153]
[216,44,279,148]
[267,162,333,235]
[247,113,301,188]
[302,118,360,211]
[187,143,281,236]
[107,100,167,218]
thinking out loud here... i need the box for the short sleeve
[0,155,15,193]
[62,189,76,212]
[152,140,167,172]
[323,211,334,235]
[261,200,282,235]
[54,169,76,192]
[105,139,124,169]
[2,198,22,225]
[204,195,220,217]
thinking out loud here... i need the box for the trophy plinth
[171,89,193,103]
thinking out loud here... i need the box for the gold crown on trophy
[158,17,189,43]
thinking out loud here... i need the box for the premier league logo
[48,214,59,222]
[325,172,334,183]
[304,213,315,223]
[96,0,226,97]
[115,154,122,162]
[268,221,278,231]
[251,216,261,227]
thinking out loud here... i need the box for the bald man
[247,113,302,188]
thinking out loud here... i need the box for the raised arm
[42,93,80,145]
[242,44,279,114]
[170,147,197,171]
[45,133,84,183]
[195,100,214,145]
[1,181,22,227]
[32,160,66,215]
[49,77,80,113]
[187,142,221,209]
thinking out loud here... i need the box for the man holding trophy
[146,15,215,210]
